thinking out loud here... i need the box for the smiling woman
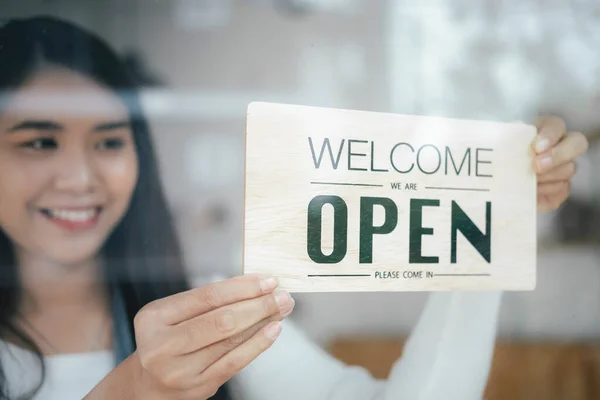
[0,16,212,400]
[0,13,589,400]
[0,66,138,265]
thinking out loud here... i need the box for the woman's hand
[133,274,294,399]
[532,116,589,212]
[86,274,294,400]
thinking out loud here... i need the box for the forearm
[381,291,503,399]
[228,292,502,400]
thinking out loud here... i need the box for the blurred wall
[2,0,600,345]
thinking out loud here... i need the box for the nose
[53,146,99,194]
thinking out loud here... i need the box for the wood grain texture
[243,102,537,292]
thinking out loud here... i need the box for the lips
[39,207,102,230]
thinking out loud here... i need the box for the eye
[96,138,125,150]
[20,137,58,150]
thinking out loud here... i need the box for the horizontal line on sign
[310,181,383,187]
[425,186,490,192]
[307,274,372,277]
[434,273,491,277]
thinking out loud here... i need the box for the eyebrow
[6,119,131,134]
[93,120,131,132]
[7,120,63,133]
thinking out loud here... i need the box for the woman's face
[0,66,138,266]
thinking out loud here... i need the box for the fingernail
[535,137,549,153]
[537,155,552,171]
[260,277,278,293]
[264,321,282,340]
[274,290,293,315]
[280,297,295,317]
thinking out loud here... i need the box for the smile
[39,207,102,230]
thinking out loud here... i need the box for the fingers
[538,184,570,212]
[537,181,571,212]
[157,314,282,390]
[145,274,280,325]
[538,181,569,196]
[198,321,283,391]
[531,116,588,212]
[533,131,588,174]
[532,115,566,154]
[172,290,294,354]
[537,162,576,183]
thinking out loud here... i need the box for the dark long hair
[0,16,229,400]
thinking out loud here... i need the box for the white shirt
[0,291,503,400]
[0,343,113,399]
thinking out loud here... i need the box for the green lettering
[451,201,492,263]
[359,197,398,263]
[409,199,440,263]
[307,195,348,263]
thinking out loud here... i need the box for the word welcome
[308,137,493,177]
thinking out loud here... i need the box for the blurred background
[3,0,600,398]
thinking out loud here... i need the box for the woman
[0,16,588,400]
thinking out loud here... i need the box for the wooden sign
[242,102,537,292]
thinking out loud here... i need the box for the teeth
[48,209,97,222]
